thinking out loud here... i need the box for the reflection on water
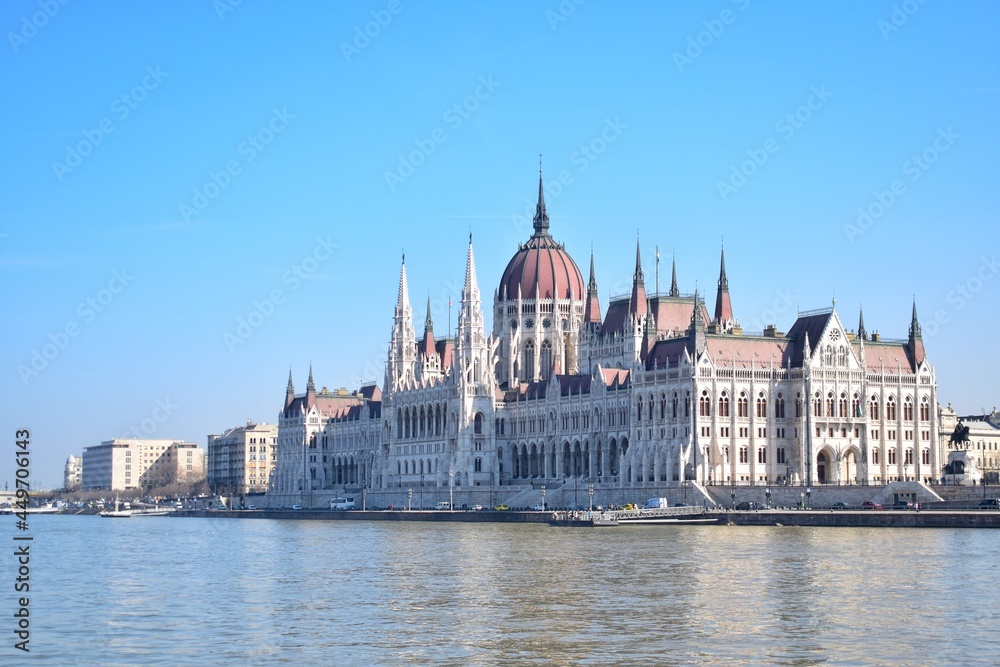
[7,517,999,666]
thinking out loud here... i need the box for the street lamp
[362,488,366,511]
[982,477,987,500]
[730,484,736,510]
[800,491,804,509]
[806,487,811,509]
[407,488,412,512]
[541,485,546,511]
[420,474,424,509]
[588,484,594,512]
[765,485,771,510]
[448,468,454,512]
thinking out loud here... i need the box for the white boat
[100,494,132,518]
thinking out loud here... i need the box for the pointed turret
[687,287,706,356]
[629,237,648,319]
[457,234,489,389]
[713,246,734,331]
[583,249,602,328]
[285,368,295,409]
[532,162,549,237]
[420,295,436,358]
[857,306,867,341]
[668,252,679,297]
[306,363,316,407]
[641,296,658,359]
[908,298,925,366]
[386,254,417,392]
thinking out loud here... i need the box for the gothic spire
[424,295,434,332]
[584,248,602,326]
[687,287,706,355]
[306,363,315,393]
[396,253,410,317]
[857,305,867,341]
[629,236,648,319]
[286,367,294,394]
[713,245,734,330]
[668,251,679,297]
[463,233,479,303]
[908,297,925,366]
[532,158,549,236]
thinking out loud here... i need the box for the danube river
[4,515,999,665]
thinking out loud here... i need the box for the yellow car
[493,504,509,511]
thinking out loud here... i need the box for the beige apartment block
[207,421,278,495]
[82,439,205,491]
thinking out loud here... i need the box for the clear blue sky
[2,1,997,488]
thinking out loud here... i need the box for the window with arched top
[852,394,861,418]
[839,393,848,418]
[775,393,785,419]
[838,345,847,366]
[903,397,914,421]
[474,412,484,435]
[826,393,835,418]
[700,391,711,417]
[887,396,897,421]
[524,341,535,381]
[756,393,767,419]
[539,340,552,380]
[919,398,930,422]
[719,392,730,418]
[870,396,880,420]
[737,393,748,418]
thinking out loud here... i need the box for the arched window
[838,345,847,366]
[397,410,404,439]
[419,406,426,437]
[539,340,552,380]
[672,393,679,419]
[524,341,535,381]
[737,393,748,418]
[404,408,411,438]
[814,392,822,418]
[920,398,930,422]
[775,393,785,419]
[685,392,691,418]
[872,448,880,465]
[826,393,835,417]
[700,391,712,417]
[839,393,848,418]
[870,396,880,420]
[719,392,730,418]
[903,397,914,421]
[756,393,767,419]
[852,394,861,418]
[474,412,484,434]
[887,396,897,421]
[636,398,643,422]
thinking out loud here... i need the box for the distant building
[939,405,1000,484]
[64,455,82,491]
[82,439,205,491]
[207,421,278,495]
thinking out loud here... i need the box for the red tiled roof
[498,235,585,301]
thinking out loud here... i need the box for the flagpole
[655,245,660,296]
[448,299,452,339]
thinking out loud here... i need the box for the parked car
[529,503,545,511]
[291,504,302,510]
[978,498,1000,509]
[860,501,883,510]
[493,504,509,511]
[891,501,914,510]
[831,501,852,510]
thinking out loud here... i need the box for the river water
[2,515,998,666]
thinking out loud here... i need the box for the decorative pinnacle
[532,159,550,236]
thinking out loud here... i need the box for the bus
[329,497,357,510]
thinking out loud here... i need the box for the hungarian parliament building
[268,172,940,506]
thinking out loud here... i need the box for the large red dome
[498,234,585,301]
